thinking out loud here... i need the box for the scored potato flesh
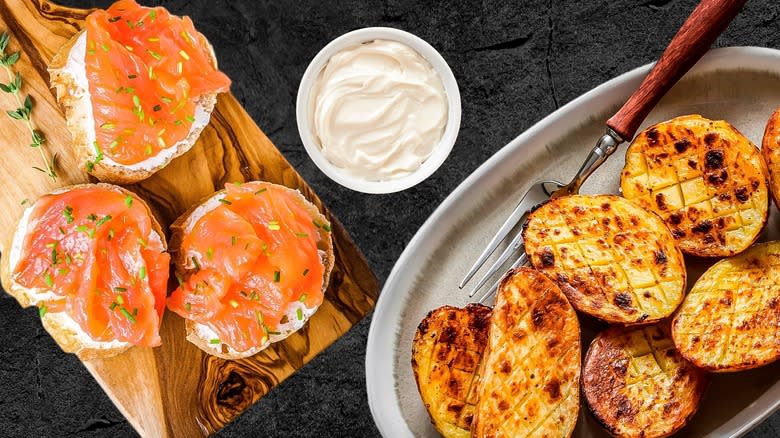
[761,108,780,209]
[583,324,707,438]
[524,194,686,324]
[412,303,492,438]
[472,267,580,438]
[672,241,780,372]
[621,115,769,257]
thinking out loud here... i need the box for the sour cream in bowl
[297,28,461,194]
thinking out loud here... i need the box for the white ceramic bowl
[296,27,461,194]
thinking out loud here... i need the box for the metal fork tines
[459,180,562,301]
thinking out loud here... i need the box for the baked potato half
[583,324,708,438]
[621,115,769,257]
[524,194,686,325]
[412,303,492,438]
[672,241,780,372]
[472,267,580,438]
[761,108,780,208]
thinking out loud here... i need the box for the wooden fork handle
[606,0,747,141]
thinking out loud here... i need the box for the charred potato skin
[523,194,686,325]
[472,267,580,438]
[672,241,780,372]
[761,108,780,209]
[582,324,708,438]
[621,115,769,257]
[411,303,492,438]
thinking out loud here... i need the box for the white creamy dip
[309,39,448,181]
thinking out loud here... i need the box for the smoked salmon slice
[168,182,333,354]
[11,185,170,347]
[84,0,231,166]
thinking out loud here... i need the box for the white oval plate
[366,46,780,438]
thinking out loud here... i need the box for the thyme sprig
[0,32,57,179]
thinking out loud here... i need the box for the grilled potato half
[621,115,769,257]
[472,267,580,438]
[583,324,708,438]
[672,241,780,372]
[761,108,780,208]
[412,303,492,438]
[524,194,686,325]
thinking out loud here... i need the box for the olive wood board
[0,1,379,436]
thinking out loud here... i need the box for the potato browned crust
[4,183,166,360]
[583,324,708,438]
[761,108,780,209]
[524,194,686,325]
[472,267,580,438]
[411,303,492,438]
[48,31,219,184]
[672,241,780,372]
[621,115,769,257]
[170,182,335,360]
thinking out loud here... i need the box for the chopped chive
[191,256,201,271]
[51,247,59,265]
[109,302,118,311]
[157,137,165,148]
[92,141,104,163]
[100,122,115,130]
[150,10,156,20]
[132,95,141,107]
[101,43,109,52]
[65,254,72,264]
[44,273,53,287]
[176,61,183,75]
[181,31,191,44]
[124,195,133,208]
[133,308,138,316]
[254,188,267,195]
[299,293,307,302]
[38,304,47,317]
[209,338,220,344]
[296,308,303,321]
[58,226,65,235]
[96,215,112,226]
[147,49,161,60]
[295,232,308,238]
[120,306,136,324]
[147,37,159,43]
[114,287,127,292]
[178,50,190,60]
[148,66,155,79]
[206,247,213,260]
[108,139,118,150]
[160,96,172,104]
[108,16,121,23]
[20,198,29,205]
[184,302,191,311]
[245,242,250,251]
[145,144,153,155]
[229,299,239,308]
[303,268,309,277]
[218,198,232,205]
[322,223,331,232]
[87,49,95,55]
[63,206,74,224]
[268,330,281,336]
[152,104,161,112]
[250,291,259,301]
[139,266,146,280]
[137,237,147,248]
[127,74,137,79]
[312,220,322,229]
[57,268,69,275]
[273,271,280,282]
[87,213,97,221]
[75,225,88,233]
[108,229,115,240]
[255,311,264,325]
[86,161,95,172]
[231,236,237,246]
[173,119,183,126]
[185,115,195,122]
[267,221,280,231]
[239,290,248,298]
[124,45,134,52]
[116,294,124,305]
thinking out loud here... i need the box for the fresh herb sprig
[0,32,57,179]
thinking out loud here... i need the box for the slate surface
[2,0,780,436]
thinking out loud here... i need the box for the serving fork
[459,0,747,302]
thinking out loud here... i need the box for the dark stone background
[2,0,780,436]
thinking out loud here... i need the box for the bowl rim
[295,26,462,194]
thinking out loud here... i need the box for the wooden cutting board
[0,1,379,436]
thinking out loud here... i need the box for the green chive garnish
[191,256,201,271]
[231,236,237,246]
[108,229,115,240]
[273,271,280,282]
[323,223,331,232]
[44,273,53,287]
[185,115,195,122]
[96,215,112,226]
[124,195,133,208]
[296,308,303,321]
[206,247,213,260]
[63,206,74,224]
[295,232,308,238]
[116,294,124,305]
[175,272,184,287]
[160,96,172,104]
[209,338,220,344]
[114,287,127,292]
[267,221,280,231]
[184,302,191,311]
[127,74,137,79]
[147,49,162,60]
[254,188,267,195]
[152,104,161,112]
[120,306,136,324]
[299,294,308,302]
[101,43,109,52]
[178,50,190,60]
[87,213,97,221]
[139,266,146,280]
[303,269,309,277]
[38,304,47,317]
[100,122,115,130]
[218,198,232,205]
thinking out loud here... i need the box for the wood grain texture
[606,0,746,141]
[0,0,379,436]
